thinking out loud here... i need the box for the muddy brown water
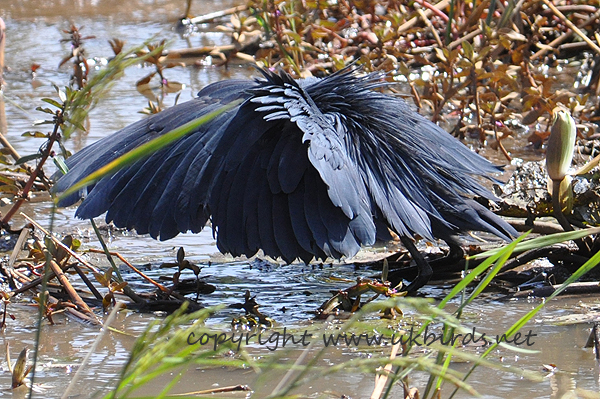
[1,1,599,398]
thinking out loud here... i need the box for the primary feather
[54,68,516,264]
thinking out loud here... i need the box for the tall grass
[91,227,600,398]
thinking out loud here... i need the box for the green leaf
[32,119,55,126]
[461,234,527,308]
[41,98,63,109]
[21,131,48,138]
[35,106,55,115]
[57,140,72,159]
[0,174,16,185]
[462,40,474,61]
[438,232,528,309]
[58,89,67,103]
[0,184,19,194]
[455,245,600,394]
[71,238,81,251]
[450,232,600,398]
[53,157,69,175]
[65,118,87,132]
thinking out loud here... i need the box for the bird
[53,67,517,292]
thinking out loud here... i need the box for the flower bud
[548,175,574,214]
[546,107,576,181]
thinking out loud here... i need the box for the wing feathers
[54,68,516,264]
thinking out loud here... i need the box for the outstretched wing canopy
[54,68,516,263]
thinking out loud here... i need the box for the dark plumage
[53,68,517,291]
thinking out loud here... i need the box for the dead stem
[21,213,101,274]
[1,113,63,226]
[72,264,103,300]
[494,121,512,162]
[170,385,252,396]
[397,0,452,34]
[532,7,600,60]
[448,28,481,50]
[46,258,98,322]
[87,248,172,294]
[370,340,402,399]
[189,5,249,25]
[417,7,444,48]
[541,0,600,56]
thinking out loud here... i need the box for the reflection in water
[549,371,577,399]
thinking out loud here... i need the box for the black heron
[53,68,517,291]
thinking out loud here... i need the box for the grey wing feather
[54,67,516,266]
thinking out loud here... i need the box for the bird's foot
[399,236,433,293]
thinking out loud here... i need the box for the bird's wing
[302,69,516,242]
[54,72,378,262]
[300,71,435,241]
[53,79,255,237]
[200,70,377,261]
[54,67,515,264]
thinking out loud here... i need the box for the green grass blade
[462,234,523,306]
[468,227,600,260]
[501,247,600,339]
[438,232,528,309]
[449,241,600,399]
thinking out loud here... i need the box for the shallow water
[1,1,600,398]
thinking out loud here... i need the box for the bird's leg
[426,241,465,274]
[447,242,464,262]
[400,236,433,292]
